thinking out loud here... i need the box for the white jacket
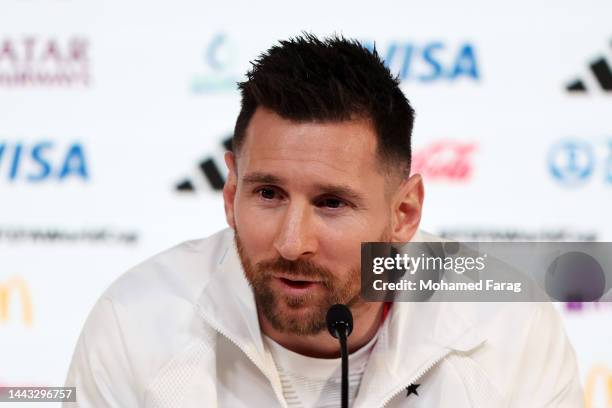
[64,228,583,407]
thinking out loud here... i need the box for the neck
[259,301,385,358]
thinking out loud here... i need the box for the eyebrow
[242,172,367,205]
[242,172,284,185]
[312,182,366,205]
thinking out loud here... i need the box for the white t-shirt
[263,332,379,408]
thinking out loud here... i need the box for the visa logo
[0,141,89,182]
[364,41,480,82]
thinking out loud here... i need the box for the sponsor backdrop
[1,0,610,406]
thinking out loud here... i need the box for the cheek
[318,214,389,249]
[318,236,362,281]
[234,200,277,255]
[317,218,389,274]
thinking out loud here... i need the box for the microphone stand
[326,304,353,408]
[338,327,349,408]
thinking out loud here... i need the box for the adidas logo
[175,135,232,192]
[566,39,612,93]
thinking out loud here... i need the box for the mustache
[256,257,333,281]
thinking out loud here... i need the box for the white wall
[0,0,610,406]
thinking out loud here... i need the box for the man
[65,34,583,407]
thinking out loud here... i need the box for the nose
[273,199,318,261]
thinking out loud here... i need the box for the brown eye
[259,188,277,200]
[319,198,345,209]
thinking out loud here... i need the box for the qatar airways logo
[411,141,478,181]
[0,36,90,86]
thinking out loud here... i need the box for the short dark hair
[233,33,415,178]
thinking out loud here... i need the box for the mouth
[279,277,316,289]
[274,275,322,292]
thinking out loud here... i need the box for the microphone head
[326,304,354,339]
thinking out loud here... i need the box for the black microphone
[326,304,354,408]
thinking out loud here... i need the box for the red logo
[0,36,90,86]
[412,141,477,181]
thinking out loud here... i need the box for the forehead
[238,108,381,182]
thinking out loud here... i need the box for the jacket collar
[195,228,268,364]
[196,228,487,406]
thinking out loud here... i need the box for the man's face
[224,108,411,335]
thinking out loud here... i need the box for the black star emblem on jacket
[406,383,420,397]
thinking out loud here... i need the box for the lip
[273,275,323,295]
[273,273,321,284]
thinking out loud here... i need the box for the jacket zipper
[378,349,452,408]
[196,306,289,408]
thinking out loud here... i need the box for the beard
[234,226,390,336]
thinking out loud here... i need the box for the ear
[223,151,238,229]
[390,174,425,242]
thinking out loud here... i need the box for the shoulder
[104,227,233,307]
[65,228,234,402]
[94,227,233,362]
[451,301,581,405]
